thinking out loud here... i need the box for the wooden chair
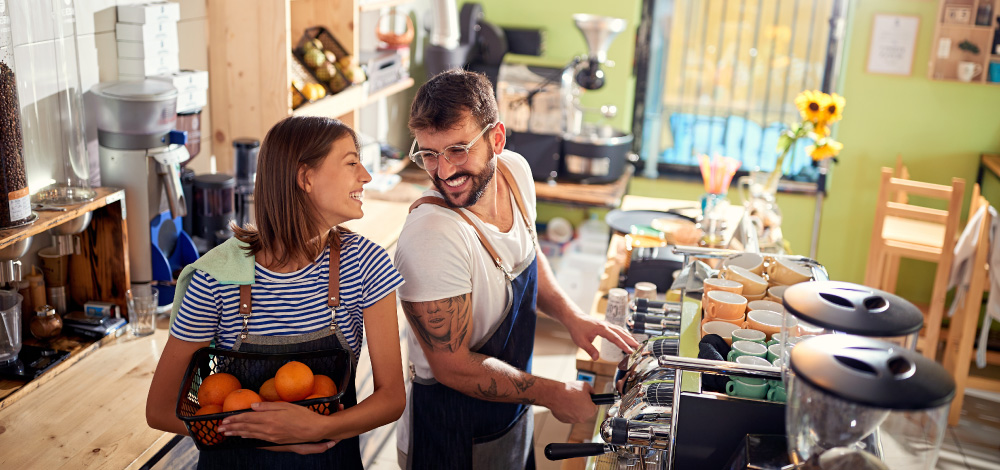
[942,185,996,425]
[893,155,910,204]
[864,167,965,360]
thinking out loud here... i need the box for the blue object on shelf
[150,211,200,306]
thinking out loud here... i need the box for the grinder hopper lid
[783,281,922,337]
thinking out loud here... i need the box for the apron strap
[407,161,533,280]
[238,231,341,338]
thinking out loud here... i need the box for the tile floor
[153,313,1000,469]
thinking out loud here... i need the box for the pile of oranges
[195,361,338,415]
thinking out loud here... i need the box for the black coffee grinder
[233,138,259,228]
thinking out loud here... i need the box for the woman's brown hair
[232,115,360,268]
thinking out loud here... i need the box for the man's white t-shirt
[393,150,537,453]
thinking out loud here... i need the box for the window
[633,0,848,187]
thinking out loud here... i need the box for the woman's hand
[217,401,339,446]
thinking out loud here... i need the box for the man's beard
[433,151,496,208]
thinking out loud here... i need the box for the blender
[786,334,954,469]
[94,80,199,307]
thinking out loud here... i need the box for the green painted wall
[818,0,1000,302]
[465,0,643,131]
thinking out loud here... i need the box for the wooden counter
[0,195,414,469]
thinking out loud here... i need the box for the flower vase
[737,171,784,253]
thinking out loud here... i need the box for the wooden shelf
[364,77,414,105]
[292,85,366,118]
[0,187,123,251]
[358,0,412,11]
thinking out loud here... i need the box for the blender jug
[0,290,23,364]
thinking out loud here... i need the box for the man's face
[413,118,497,209]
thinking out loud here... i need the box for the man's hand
[565,314,639,361]
[545,381,597,424]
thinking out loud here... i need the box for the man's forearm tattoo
[476,378,511,400]
[510,375,536,394]
[402,294,471,353]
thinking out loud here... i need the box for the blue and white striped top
[170,232,404,358]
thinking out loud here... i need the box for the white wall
[9,0,211,195]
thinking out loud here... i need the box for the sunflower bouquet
[766,90,846,190]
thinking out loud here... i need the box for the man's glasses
[408,122,498,172]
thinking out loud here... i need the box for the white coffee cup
[958,61,983,82]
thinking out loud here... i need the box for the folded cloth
[699,334,731,392]
[948,204,1000,368]
[169,237,256,325]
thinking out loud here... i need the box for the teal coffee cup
[727,340,768,361]
[767,343,782,363]
[767,385,787,402]
[731,328,766,345]
[732,356,770,386]
[726,377,769,399]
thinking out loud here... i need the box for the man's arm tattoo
[509,375,536,394]
[402,294,472,353]
[476,378,511,400]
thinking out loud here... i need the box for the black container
[561,131,632,184]
[193,174,235,246]
[176,347,352,451]
[505,130,561,181]
[233,138,260,189]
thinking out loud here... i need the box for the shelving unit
[207,0,415,174]
[930,0,1000,84]
[0,187,129,408]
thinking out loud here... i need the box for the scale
[0,345,70,381]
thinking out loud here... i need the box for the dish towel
[168,237,256,325]
[946,204,1000,368]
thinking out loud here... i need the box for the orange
[195,404,223,416]
[275,361,315,402]
[312,375,338,397]
[222,389,263,412]
[259,378,281,402]
[198,373,242,407]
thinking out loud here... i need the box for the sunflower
[795,90,826,123]
[807,138,843,161]
[812,121,831,137]
[822,93,846,124]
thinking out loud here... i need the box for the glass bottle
[0,2,31,228]
[30,0,95,205]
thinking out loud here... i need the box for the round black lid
[194,173,236,189]
[782,281,922,337]
[233,138,260,149]
[789,335,955,410]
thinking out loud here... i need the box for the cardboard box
[118,55,180,77]
[117,39,178,59]
[944,5,972,24]
[116,22,179,45]
[175,88,208,113]
[117,2,180,24]
[149,69,209,92]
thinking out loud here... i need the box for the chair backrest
[970,183,986,219]
[870,167,966,252]
[893,155,911,204]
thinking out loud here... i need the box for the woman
[146,116,405,468]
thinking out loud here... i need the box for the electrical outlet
[938,38,952,59]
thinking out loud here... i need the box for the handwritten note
[867,14,920,76]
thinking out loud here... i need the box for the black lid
[232,138,260,149]
[193,173,236,189]
[789,335,955,410]
[782,281,922,337]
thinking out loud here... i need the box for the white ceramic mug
[958,61,984,82]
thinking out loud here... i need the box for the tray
[175,347,352,451]
[292,26,353,96]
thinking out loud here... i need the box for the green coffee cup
[767,343,783,363]
[767,385,787,402]
[726,377,769,399]
[731,328,766,345]
[727,340,768,362]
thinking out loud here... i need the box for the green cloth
[169,237,256,326]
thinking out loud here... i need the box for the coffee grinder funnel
[573,14,626,64]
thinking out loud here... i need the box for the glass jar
[29,305,63,340]
[0,3,31,228]
[30,0,95,206]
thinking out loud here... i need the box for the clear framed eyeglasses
[408,122,499,171]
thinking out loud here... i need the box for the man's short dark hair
[408,69,498,134]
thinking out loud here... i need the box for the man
[394,69,638,469]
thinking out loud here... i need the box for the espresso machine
[93,80,198,305]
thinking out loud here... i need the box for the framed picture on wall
[866,14,920,76]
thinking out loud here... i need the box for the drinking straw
[698,154,712,193]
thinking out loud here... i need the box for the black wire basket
[292,26,353,96]
[175,347,352,451]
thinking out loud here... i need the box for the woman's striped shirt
[169,232,403,358]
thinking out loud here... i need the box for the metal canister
[600,288,629,362]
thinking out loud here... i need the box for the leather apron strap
[238,230,341,339]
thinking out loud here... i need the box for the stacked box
[115,2,181,80]
[149,70,209,113]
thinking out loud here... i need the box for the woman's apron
[406,163,539,470]
[198,232,363,470]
